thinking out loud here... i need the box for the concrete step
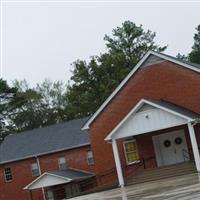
[126,162,196,185]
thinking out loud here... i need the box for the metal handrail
[182,147,200,161]
[96,156,155,181]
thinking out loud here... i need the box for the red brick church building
[1,51,200,200]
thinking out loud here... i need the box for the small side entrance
[153,130,188,167]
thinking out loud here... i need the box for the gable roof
[24,168,95,190]
[0,117,89,164]
[82,51,200,130]
[105,98,200,140]
[49,168,95,180]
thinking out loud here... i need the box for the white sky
[1,1,200,86]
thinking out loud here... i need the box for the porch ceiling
[105,99,200,141]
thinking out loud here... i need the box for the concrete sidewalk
[70,173,200,200]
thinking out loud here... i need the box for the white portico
[105,99,200,187]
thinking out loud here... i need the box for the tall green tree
[104,21,166,67]
[189,25,200,64]
[66,21,167,118]
[8,79,68,134]
[0,79,17,139]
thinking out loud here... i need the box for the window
[31,163,40,177]
[4,168,12,182]
[123,140,139,164]
[87,151,94,165]
[58,157,66,170]
[46,190,54,200]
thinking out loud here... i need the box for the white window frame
[58,157,66,170]
[123,139,140,165]
[87,151,94,165]
[4,167,13,182]
[46,190,54,200]
[31,162,40,177]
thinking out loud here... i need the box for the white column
[112,139,125,187]
[187,122,200,172]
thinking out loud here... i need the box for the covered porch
[24,168,96,200]
[105,99,200,187]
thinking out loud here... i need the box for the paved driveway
[70,173,200,200]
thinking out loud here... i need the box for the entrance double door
[153,130,188,166]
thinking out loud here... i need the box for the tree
[36,79,67,121]
[104,21,167,67]
[189,25,200,64]
[7,79,68,133]
[0,79,17,139]
[66,21,167,118]
[176,53,188,61]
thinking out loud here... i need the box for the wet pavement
[70,173,200,200]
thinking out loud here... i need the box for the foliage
[5,79,67,136]
[66,21,167,118]
[189,25,200,64]
[1,21,169,137]
[176,53,188,61]
[0,79,17,139]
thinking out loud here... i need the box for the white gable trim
[82,51,200,130]
[24,172,72,190]
[105,99,194,141]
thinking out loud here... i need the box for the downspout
[36,156,46,200]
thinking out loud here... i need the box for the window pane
[31,163,38,170]
[46,190,54,200]
[87,151,94,165]
[127,152,139,163]
[124,140,139,164]
[58,157,66,170]
[31,163,39,176]
[58,157,65,164]
[125,142,137,152]
[4,168,12,182]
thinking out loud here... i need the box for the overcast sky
[1,1,200,86]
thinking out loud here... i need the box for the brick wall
[89,61,200,184]
[0,145,94,200]
[1,60,200,199]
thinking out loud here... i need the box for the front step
[126,162,196,185]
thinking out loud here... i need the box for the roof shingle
[0,117,90,164]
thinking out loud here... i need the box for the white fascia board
[82,50,200,131]
[24,172,72,190]
[105,99,193,141]
[24,172,48,190]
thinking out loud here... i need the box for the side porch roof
[24,168,95,190]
